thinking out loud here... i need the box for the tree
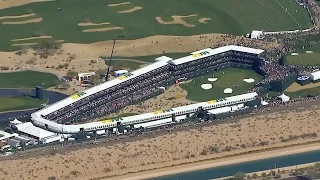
[95,69,106,78]
[251,173,258,179]
[38,39,61,50]
[59,82,70,90]
[47,177,56,180]
[89,75,100,85]
[66,70,78,78]
[234,171,245,180]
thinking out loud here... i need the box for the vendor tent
[251,30,264,39]
[277,93,290,102]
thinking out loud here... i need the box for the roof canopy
[277,93,290,102]
[251,30,263,39]
[155,56,173,61]
[15,122,55,139]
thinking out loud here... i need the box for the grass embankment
[0,96,46,113]
[0,70,59,88]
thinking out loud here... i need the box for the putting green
[180,68,263,102]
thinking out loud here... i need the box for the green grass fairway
[180,68,263,102]
[109,60,144,70]
[286,34,320,65]
[0,96,46,112]
[285,86,320,99]
[0,0,311,51]
[286,52,320,66]
[0,71,60,88]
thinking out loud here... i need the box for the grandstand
[31,45,292,134]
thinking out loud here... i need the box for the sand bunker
[108,2,131,7]
[201,84,212,90]
[155,14,198,27]
[78,22,110,26]
[11,43,39,47]
[243,78,255,83]
[0,13,35,20]
[306,51,314,53]
[82,27,124,32]
[199,18,211,24]
[224,88,233,94]
[118,6,143,13]
[12,40,62,46]
[291,53,299,56]
[2,18,43,24]
[0,0,54,10]
[11,36,52,42]
[208,78,218,82]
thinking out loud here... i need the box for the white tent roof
[155,56,173,61]
[311,70,320,81]
[277,93,290,102]
[15,122,55,139]
[10,118,22,125]
[251,30,263,39]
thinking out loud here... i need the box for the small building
[14,122,60,144]
[277,93,290,102]
[10,119,22,126]
[251,30,264,39]
[41,135,63,144]
[78,72,95,81]
[310,70,320,82]
[155,56,173,62]
[0,131,18,141]
[114,70,128,77]
[7,139,21,148]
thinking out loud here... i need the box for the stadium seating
[44,49,290,123]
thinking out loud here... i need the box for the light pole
[105,35,124,81]
[274,161,279,176]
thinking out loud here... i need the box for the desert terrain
[0,102,320,180]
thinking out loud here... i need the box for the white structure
[10,119,22,125]
[78,72,95,81]
[251,30,264,39]
[310,70,320,81]
[224,88,233,94]
[0,131,18,141]
[114,70,128,77]
[31,45,265,134]
[172,45,264,65]
[277,93,290,102]
[155,56,173,62]
[15,122,57,143]
[31,92,259,134]
[201,84,212,90]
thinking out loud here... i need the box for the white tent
[251,30,264,39]
[15,122,55,140]
[155,56,173,62]
[277,93,290,102]
[310,70,320,81]
[10,118,22,125]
